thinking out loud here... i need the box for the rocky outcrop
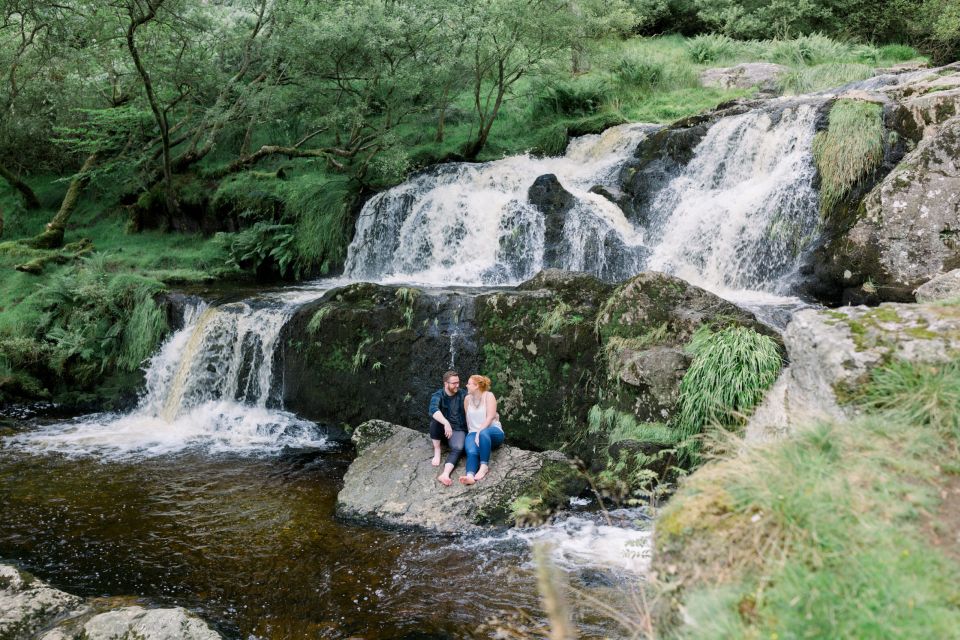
[335,420,582,533]
[699,63,789,93]
[0,564,220,640]
[527,174,574,269]
[746,301,960,442]
[823,114,960,301]
[282,270,775,466]
[805,65,960,303]
[915,269,960,302]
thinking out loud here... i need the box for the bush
[533,77,614,119]
[29,255,169,386]
[778,62,875,94]
[686,33,737,63]
[812,99,885,216]
[673,326,782,462]
[614,55,665,88]
[878,43,920,62]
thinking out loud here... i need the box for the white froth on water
[4,284,347,460]
[4,403,327,460]
[345,124,655,285]
[466,510,653,578]
[644,103,821,293]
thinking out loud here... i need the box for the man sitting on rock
[429,370,467,486]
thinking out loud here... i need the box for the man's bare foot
[437,474,452,486]
[475,464,489,480]
[459,474,476,485]
[431,453,441,467]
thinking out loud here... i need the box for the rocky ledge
[0,564,220,640]
[746,299,960,441]
[335,420,583,534]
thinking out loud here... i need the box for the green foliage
[686,34,738,63]
[674,326,782,462]
[588,405,679,445]
[861,359,960,438]
[778,62,875,94]
[613,55,665,88]
[813,99,885,217]
[534,77,614,119]
[25,255,169,386]
[219,223,302,280]
[658,360,960,639]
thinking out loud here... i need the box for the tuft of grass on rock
[673,326,782,463]
[812,98,885,217]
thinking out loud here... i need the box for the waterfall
[6,286,344,459]
[344,123,655,285]
[345,102,824,299]
[643,103,821,294]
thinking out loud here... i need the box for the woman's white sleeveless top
[466,393,489,433]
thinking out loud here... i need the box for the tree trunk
[0,162,41,209]
[26,153,98,249]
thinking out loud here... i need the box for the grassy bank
[652,356,960,638]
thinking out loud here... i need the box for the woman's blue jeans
[464,425,505,475]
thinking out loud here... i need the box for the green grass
[813,99,885,217]
[656,359,960,639]
[672,326,782,463]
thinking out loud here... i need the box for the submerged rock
[0,564,220,640]
[335,420,582,533]
[746,301,960,442]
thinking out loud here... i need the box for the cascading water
[345,101,825,309]
[6,287,342,459]
[345,123,656,285]
[643,103,821,294]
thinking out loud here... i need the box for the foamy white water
[644,103,821,293]
[345,124,656,285]
[463,509,653,577]
[4,283,350,459]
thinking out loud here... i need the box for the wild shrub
[879,43,920,62]
[533,77,613,119]
[31,255,168,385]
[673,325,782,463]
[289,176,357,274]
[218,222,301,279]
[614,55,665,88]
[778,62,875,94]
[812,99,885,216]
[861,359,960,438]
[686,33,737,63]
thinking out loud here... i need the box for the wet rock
[0,564,221,640]
[746,302,960,442]
[527,174,575,268]
[335,420,582,533]
[915,269,960,303]
[824,114,960,300]
[280,282,481,433]
[594,271,780,427]
[699,63,789,93]
[0,565,85,640]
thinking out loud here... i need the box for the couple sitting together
[428,370,505,487]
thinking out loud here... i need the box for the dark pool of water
[0,437,640,639]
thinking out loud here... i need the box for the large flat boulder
[746,301,960,441]
[335,420,582,534]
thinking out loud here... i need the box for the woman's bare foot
[475,464,489,481]
[459,474,476,485]
[431,452,441,467]
[437,474,452,486]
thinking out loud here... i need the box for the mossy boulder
[815,114,960,303]
[280,282,480,431]
[474,270,614,453]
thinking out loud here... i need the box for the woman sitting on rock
[459,374,505,485]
